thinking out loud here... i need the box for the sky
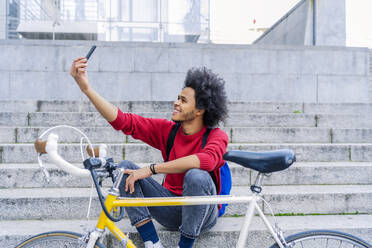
[211,0,299,44]
[209,0,372,47]
[346,0,372,47]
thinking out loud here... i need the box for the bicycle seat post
[250,172,265,194]
[109,168,125,196]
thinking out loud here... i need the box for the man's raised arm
[70,57,118,122]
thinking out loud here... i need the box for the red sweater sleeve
[109,108,173,150]
[195,128,229,172]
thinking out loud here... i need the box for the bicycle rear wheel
[15,231,106,248]
[269,229,371,248]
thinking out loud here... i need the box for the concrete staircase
[0,100,372,248]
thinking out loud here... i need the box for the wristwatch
[150,163,157,175]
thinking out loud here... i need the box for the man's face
[172,87,199,122]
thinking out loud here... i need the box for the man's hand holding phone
[70,46,96,93]
[69,46,118,122]
[70,57,89,93]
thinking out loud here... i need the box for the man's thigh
[117,160,182,229]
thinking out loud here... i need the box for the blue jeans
[118,160,218,239]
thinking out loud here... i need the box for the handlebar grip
[34,139,47,154]
[86,145,100,157]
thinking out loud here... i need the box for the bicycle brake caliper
[78,230,91,244]
[78,229,103,248]
[274,224,294,248]
[37,155,51,183]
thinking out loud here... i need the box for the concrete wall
[0,0,6,40]
[315,0,346,46]
[0,40,369,103]
[254,0,311,46]
[369,50,372,101]
[255,0,346,47]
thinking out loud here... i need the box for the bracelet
[150,163,157,175]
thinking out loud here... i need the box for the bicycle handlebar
[34,130,125,222]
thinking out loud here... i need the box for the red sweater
[109,109,229,196]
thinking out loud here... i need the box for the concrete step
[232,127,372,143]
[0,112,28,126]
[304,102,372,114]
[1,162,371,189]
[1,215,372,248]
[316,114,372,128]
[2,126,372,144]
[114,127,372,144]
[2,111,372,128]
[231,127,372,143]
[3,100,372,115]
[0,127,127,144]
[0,143,124,163]
[2,143,372,163]
[227,113,372,128]
[2,112,314,127]
[1,100,305,114]
[0,185,371,220]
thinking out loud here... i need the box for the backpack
[165,122,232,217]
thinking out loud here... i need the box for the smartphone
[86,45,96,61]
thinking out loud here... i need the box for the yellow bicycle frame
[94,193,253,248]
[95,194,136,248]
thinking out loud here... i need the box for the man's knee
[183,169,215,195]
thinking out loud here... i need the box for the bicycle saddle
[223,149,295,173]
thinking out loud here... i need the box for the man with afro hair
[71,57,229,248]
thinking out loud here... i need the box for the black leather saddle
[223,149,295,173]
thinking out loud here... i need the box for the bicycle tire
[15,231,106,248]
[269,229,371,248]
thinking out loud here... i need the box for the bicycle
[15,125,371,248]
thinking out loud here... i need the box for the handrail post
[312,0,316,45]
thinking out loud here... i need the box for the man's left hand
[124,167,152,194]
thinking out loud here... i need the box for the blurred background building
[0,0,371,47]
[0,0,212,42]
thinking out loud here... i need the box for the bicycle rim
[270,229,371,248]
[15,231,106,248]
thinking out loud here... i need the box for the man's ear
[196,108,205,116]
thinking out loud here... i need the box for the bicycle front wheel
[269,229,371,248]
[15,231,106,248]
